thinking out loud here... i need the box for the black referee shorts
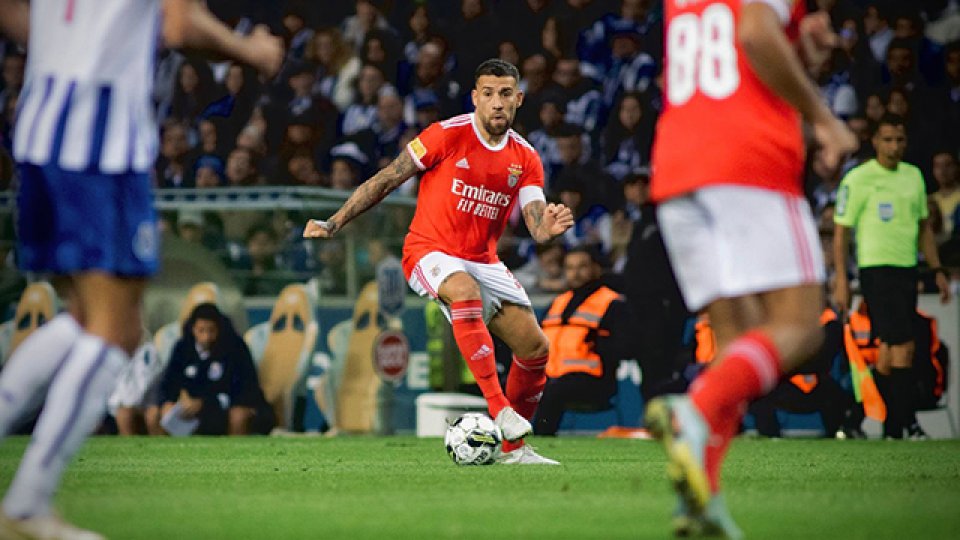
[859,265,918,345]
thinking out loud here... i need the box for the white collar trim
[470,113,510,152]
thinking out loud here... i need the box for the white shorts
[407,251,532,323]
[657,185,824,312]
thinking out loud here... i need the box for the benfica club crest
[507,164,522,187]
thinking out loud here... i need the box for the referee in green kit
[833,113,952,440]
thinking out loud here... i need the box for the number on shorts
[667,4,740,106]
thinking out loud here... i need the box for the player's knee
[439,273,482,303]
[517,336,550,361]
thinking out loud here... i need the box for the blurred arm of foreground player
[739,3,856,172]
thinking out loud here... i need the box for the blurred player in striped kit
[0,1,281,538]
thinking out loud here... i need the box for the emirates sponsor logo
[451,178,511,220]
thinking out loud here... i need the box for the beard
[481,113,512,137]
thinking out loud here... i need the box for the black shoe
[836,426,867,440]
[906,423,929,441]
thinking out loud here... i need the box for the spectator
[836,15,882,98]
[341,0,395,54]
[238,222,287,297]
[155,120,194,188]
[194,154,226,188]
[533,246,635,435]
[555,175,612,254]
[341,64,387,136]
[528,98,570,178]
[159,303,274,436]
[864,1,894,64]
[814,50,859,119]
[552,57,603,134]
[601,92,654,181]
[307,27,362,112]
[225,147,263,186]
[516,53,557,132]
[502,0,553,58]
[937,40,960,151]
[931,150,960,236]
[450,0,500,89]
[176,209,205,244]
[833,114,951,439]
[196,118,224,158]
[891,8,944,86]
[357,88,408,169]
[399,41,461,126]
[169,57,217,127]
[401,5,435,65]
[285,149,325,186]
[863,90,886,123]
[281,4,314,62]
[598,29,657,110]
[514,241,567,295]
[550,123,615,207]
[328,141,368,190]
[361,28,402,84]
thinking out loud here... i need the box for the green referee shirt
[834,159,927,268]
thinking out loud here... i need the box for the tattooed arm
[304,150,419,238]
[522,200,575,244]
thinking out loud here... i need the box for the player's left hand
[543,203,574,236]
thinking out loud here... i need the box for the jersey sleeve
[521,149,545,189]
[405,122,449,171]
[834,171,866,228]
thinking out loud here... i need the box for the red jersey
[401,113,545,278]
[651,0,806,202]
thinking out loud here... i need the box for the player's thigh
[657,195,724,312]
[407,251,478,303]
[72,272,148,353]
[699,186,824,303]
[488,302,548,359]
[705,296,765,353]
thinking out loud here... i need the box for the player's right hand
[303,219,334,238]
[246,25,283,78]
[813,116,857,175]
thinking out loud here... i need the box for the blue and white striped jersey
[13,0,160,174]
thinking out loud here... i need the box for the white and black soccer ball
[444,412,501,466]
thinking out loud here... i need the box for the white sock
[2,334,126,518]
[0,313,81,439]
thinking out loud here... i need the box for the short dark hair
[875,113,906,134]
[190,303,222,325]
[566,245,609,269]
[474,58,520,85]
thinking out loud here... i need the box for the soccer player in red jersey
[643,0,857,535]
[305,59,573,464]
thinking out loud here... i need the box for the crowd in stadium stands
[0,1,959,435]
[1,0,960,293]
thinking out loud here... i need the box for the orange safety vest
[542,286,622,379]
[847,304,879,365]
[693,309,837,394]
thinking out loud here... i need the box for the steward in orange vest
[534,247,636,435]
[696,309,857,438]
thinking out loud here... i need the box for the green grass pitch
[2,436,959,539]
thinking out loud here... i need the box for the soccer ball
[444,412,501,466]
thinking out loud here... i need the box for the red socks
[450,300,510,418]
[502,353,548,453]
[690,330,782,492]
